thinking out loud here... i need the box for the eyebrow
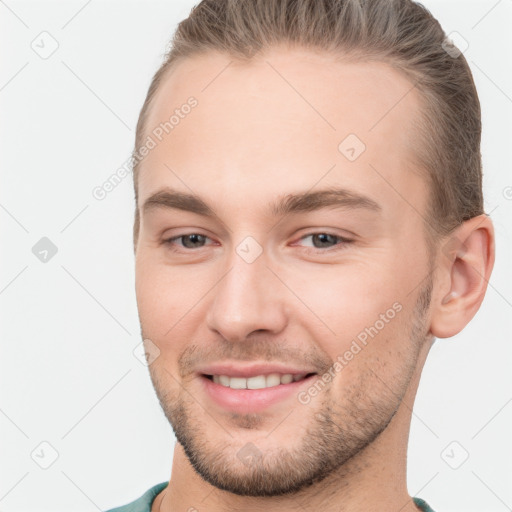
[141,186,382,219]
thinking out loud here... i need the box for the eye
[295,232,353,251]
[163,233,214,250]
[162,231,353,254]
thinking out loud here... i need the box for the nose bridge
[206,241,287,340]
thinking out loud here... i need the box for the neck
[157,340,432,512]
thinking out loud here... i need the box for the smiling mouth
[202,372,317,390]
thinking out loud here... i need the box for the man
[106,0,495,510]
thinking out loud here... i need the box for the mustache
[177,339,333,378]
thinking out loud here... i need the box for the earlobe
[430,214,495,339]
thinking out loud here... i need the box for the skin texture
[133,47,495,512]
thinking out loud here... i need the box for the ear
[430,214,495,339]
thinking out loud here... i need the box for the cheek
[283,263,404,333]
[317,312,415,410]
[280,264,414,379]
[135,256,198,337]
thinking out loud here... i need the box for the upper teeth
[212,373,308,389]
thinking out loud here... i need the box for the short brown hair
[132,0,484,249]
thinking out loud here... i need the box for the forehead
[139,47,426,221]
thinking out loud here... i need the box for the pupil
[183,234,205,248]
[313,233,336,248]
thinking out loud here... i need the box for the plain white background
[1,0,511,510]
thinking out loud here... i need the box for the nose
[206,247,288,341]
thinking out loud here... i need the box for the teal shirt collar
[105,482,436,512]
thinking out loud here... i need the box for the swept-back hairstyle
[132,0,484,249]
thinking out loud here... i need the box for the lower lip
[200,374,317,414]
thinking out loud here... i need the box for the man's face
[135,48,434,496]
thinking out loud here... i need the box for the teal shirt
[104,482,436,511]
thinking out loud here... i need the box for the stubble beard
[146,276,433,497]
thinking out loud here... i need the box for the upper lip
[197,362,318,378]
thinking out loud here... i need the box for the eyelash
[162,232,354,254]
